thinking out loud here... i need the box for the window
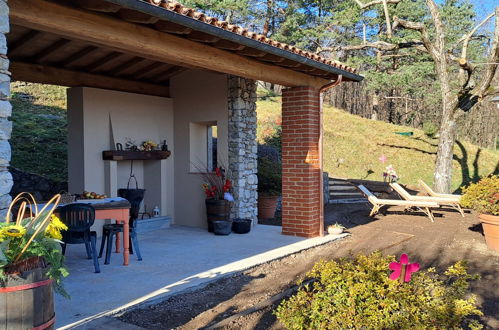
[189,121,217,172]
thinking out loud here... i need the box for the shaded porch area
[57,225,347,329]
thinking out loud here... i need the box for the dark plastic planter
[212,220,233,235]
[232,219,252,234]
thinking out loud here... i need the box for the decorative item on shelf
[1,193,69,329]
[161,140,169,152]
[460,175,499,251]
[198,164,234,234]
[140,140,157,151]
[326,222,345,235]
[257,156,282,219]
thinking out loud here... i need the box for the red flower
[215,167,221,177]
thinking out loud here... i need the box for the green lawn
[257,96,498,191]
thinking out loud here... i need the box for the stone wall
[0,0,12,218]
[227,76,258,222]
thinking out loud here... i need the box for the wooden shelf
[102,150,171,161]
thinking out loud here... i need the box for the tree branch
[354,0,401,9]
[473,7,499,98]
[392,16,436,56]
[338,40,426,52]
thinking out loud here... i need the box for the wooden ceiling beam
[57,46,99,67]
[28,38,71,63]
[106,56,145,76]
[8,30,40,55]
[10,0,329,88]
[11,61,169,98]
[84,51,123,72]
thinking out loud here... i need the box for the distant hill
[257,95,498,192]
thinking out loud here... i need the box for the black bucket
[232,219,252,234]
[213,220,232,235]
[118,175,145,220]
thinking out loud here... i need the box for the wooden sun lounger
[357,185,439,222]
[390,182,464,217]
[418,180,461,202]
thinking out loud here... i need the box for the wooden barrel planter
[205,199,231,232]
[0,258,55,330]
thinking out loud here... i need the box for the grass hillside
[10,82,67,182]
[9,83,498,191]
[257,96,498,192]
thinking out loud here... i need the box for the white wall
[171,70,228,228]
[67,88,174,222]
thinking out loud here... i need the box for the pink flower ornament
[389,253,420,283]
[379,154,387,163]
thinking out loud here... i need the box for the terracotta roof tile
[139,0,357,74]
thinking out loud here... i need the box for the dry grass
[257,96,498,191]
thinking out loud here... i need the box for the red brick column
[281,86,323,237]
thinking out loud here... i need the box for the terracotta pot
[258,195,279,219]
[479,213,499,251]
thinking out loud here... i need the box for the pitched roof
[151,0,357,74]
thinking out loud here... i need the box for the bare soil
[119,202,499,329]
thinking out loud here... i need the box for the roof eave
[101,0,364,82]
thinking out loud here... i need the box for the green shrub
[423,121,438,138]
[257,156,282,196]
[275,252,482,329]
[460,175,499,215]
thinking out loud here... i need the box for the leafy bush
[423,121,438,138]
[461,175,499,215]
[257,156,282,196]
[275,252,482,329]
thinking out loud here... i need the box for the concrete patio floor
[56,224,347,329]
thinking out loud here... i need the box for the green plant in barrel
[0,193,69,296]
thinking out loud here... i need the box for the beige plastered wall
[67,88,175,226]
[171,70,228,228]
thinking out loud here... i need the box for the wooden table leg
[122,218,130,266]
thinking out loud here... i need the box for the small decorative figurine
[389,253,420,283]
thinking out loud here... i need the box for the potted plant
[1,193,69,329]
[460,175,499,251]
[200,166,234,234]
[257,156,282,219]
[327,223,345,235]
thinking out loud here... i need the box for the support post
[281,86,322,237]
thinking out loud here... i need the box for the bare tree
[348,0,498,192]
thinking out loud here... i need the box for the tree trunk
[433,115,457,193]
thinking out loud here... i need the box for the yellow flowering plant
[0,193,69,297]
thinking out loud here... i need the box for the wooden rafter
[106,57,145,76]
[10,0,328,88]
[84,51,123,72]
[58,46,99,67]
[186,31,220,43]
[154,21,193,35]
[128,62,161,80]
[28,38,71,63]
[11,61,170,97]
[213,40,246,51]
[8,30,40,54]
[117,8,159,24]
